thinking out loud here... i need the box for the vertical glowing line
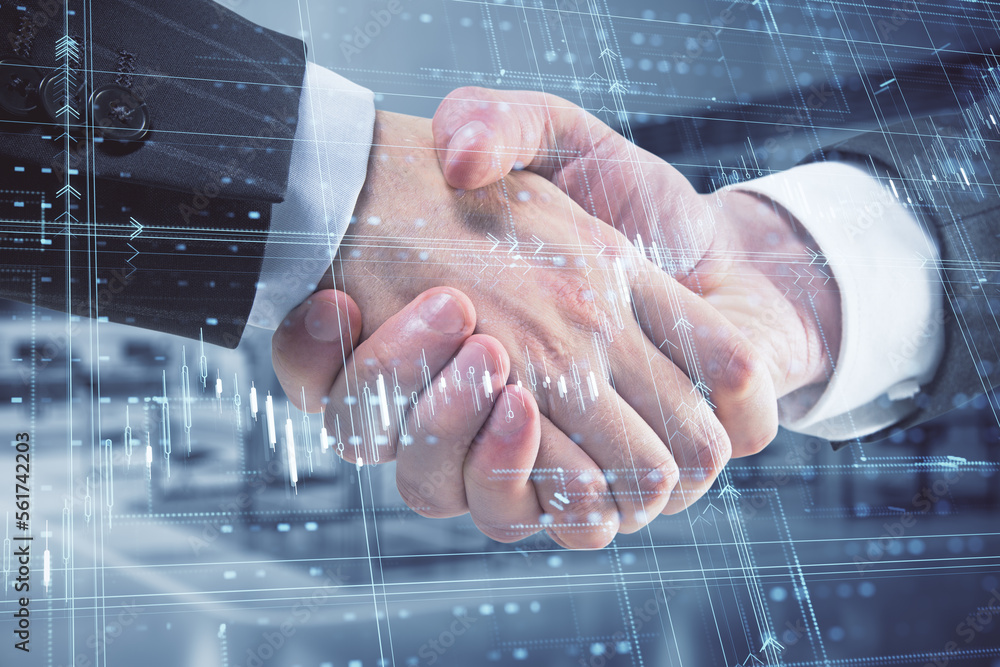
[265,394,277,450]
[284,417,298,490]
[376,373,390,431]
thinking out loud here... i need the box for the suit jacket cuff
[248,63,376,331]
[730,162,946,441]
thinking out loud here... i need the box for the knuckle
[358,338,401,377]
[616,458,680,534]
[451,85,489,102]
[322,409,357,464]
[396,478,448,519]
[396,463,466,519]
[541,91,579,112]
[544,270,605,333]
[519,337,578,417]
[444,87,499,121]
[672,415,732,486]
[637,459,681,508]
[707,333,767,398]
[473,517,534,544]
[698,425,733,476]
[412,395,463,443]
[524,326,572,367]
[322,407,341,440]
[326,406,398,465]
[601,223,636,251]
[553,521,617,550]
[589,224,639,266]
[561,470,616,528]
[739,419,779,457]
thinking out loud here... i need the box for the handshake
[271,88,842,549]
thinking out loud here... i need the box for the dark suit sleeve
[812,107,1000,446]
[0,0,307,348]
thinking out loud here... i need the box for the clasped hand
[272,91,840,549]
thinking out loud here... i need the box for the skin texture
[432,88,842,442]
[273,288,545,543]
[302,110,780,549]
[272,93,841,548]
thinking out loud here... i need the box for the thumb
[433,87,599,190]
[271,290,362,413]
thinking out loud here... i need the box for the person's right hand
[317,110,779,549]
[273,288,546,544]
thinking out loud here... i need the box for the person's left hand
[431,87,843,446]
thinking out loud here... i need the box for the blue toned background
[1,1,998,665]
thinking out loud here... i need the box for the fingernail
[420,292,468,335]
[304,299,348,343]
[448,120,490,153]
[489,388,529,437]
[455,341,502,397]
[446,120,490,174]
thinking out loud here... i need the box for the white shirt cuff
[246,62,376,331]
[729,162,945,441]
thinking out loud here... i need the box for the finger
[531,418,620,550]
[463,385,546,543]
[610,335,732,516]
[325,288,476,465]
[433,87,699,254]
[272,290,362,413]
[630,265,779,460]
[541,344,683,533]
[496,215,682,534]
[433,87,606,190]
[395,335,511,518]
[557,234,730,518]
[605,263,751,515]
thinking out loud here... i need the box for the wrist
[712,190,843,396]
[335,110,429,264]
